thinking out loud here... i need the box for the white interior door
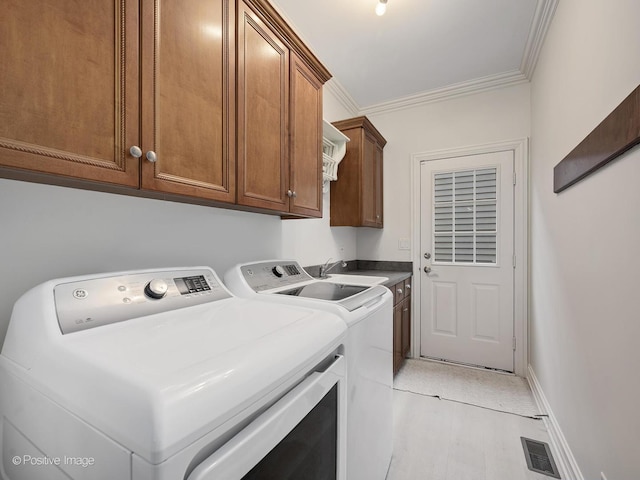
[419,151,515,372]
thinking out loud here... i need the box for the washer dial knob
[272,266,285,278]
[144,279,168,299]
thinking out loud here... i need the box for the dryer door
[187,354,346,480]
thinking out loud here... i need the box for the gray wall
[529,0,640,478]
[0,179,282,343]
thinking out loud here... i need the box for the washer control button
[144,279,168,299]
[272,266,285,277]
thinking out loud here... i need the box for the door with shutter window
[419,151,514,371]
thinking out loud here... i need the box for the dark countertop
[340,270,412,287]
[304,260,413,288]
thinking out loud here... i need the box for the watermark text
[12,455,95,468]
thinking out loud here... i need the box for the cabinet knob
[287,190,293,198]
[397,288,403,295]
[292,191,297,198]
[146,150,157,163]
[129,146,143,158]
[406,284,411,290]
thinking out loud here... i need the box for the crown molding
[359,70,528,116]
[271,0,557,117]
[520,0,560,79]
[355,0,558,116]
[325,78,360,117]
[244,0,331,82]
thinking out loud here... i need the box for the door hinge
[513,172,517,185]
[513,337,516,351]
[512,254,516,268]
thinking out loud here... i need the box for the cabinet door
[393,302,403,375]
[329,127,361,226]
[140,0,235,202]
[289,53,323,218]
[361,131,378,227]
[401,297,411,358]
[403,277,412,300]
[0,0,139,186]
[374,142,384,227]
[393,281,405,305]
[237,1,289,212]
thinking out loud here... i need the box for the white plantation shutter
[433,168,498,264]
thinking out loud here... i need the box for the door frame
[411,138,529,377]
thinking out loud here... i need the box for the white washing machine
[0,267,348,480]
[224,260,394,480]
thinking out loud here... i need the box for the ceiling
[270,0,557,113]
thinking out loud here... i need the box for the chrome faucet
[319,258,347,279]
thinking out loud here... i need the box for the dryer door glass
[243,384,337,479]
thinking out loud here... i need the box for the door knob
[424,266,432,274]
[129,146,143,158]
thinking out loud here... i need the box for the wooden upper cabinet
[0,0,235,201]
[237,0,289,211]
[375,141,384,226]
[289,53,323,218]
[237,0,330,216]
[330,116,386,227]
[140,0,235,202]
[1,0,329,217]
[362,131,378,226]
[0,0,139,186]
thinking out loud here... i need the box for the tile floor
[386,368,556,480]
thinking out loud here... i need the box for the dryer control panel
[54,268,231,334]
[239,261,312,292]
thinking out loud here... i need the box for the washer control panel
[54,269,230,334]
[240,261,311,292]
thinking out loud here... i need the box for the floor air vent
[521,437,561,478]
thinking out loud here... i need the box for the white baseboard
[527,365,584,480]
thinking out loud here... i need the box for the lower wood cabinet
[393,276,412,375]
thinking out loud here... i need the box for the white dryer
[0,267,348,480]
[224,260,394,480]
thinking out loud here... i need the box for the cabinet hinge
[513,337,516,351]
[513,172,517,185]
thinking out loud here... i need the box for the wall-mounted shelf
[554,84,640,193]
[322,119,349,193]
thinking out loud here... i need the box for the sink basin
[323,274,389,286]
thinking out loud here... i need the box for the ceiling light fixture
[375,0,388,16]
